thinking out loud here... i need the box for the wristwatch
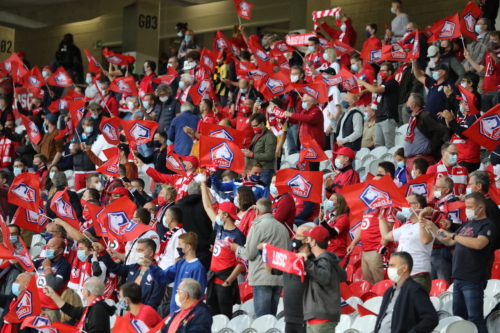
[452,233,456,240]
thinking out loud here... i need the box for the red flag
[213,31,230,57]
[460,1,482,41]
[84,48,102,73]
[96,154,120,177]
[248,37,275,74]
[342,175,410,215]
[152,66,179,86]
[462,104,500,151]
[109,77,138,97]
[86,202,106,237]
[427,13,462,43]
[22,67,45,89]
[423,26,433,38]
[8,173,41,212]
[340,282,357,315]
[99,116,121,145]
[291,82,328,104]
[200,122,246,148]
[360,41,382,62]
[299,135,329,162]
[121,119,158,146]
[399,173,436,198]
[255,71,293,100]
[398,31,417,47]
[262,243,305,282]
[47,67,73,87]
[331,39,356,57]
[275,169,323,203]
[0,215,16,252]
[233,0,253,20]
[444,201,467,225]
[23,316,78,333]
[19,113,42,145]
[103,147,120,160]
[240,68,269,81]
[199,136,246,174]
[112,316,152,333]
[11,61,28,85]
[68,99,86,127]
[166,153,188,177]
[3,53,24,74]
[269,41,294,56]
[330,67,360,94]
[200,48,218,73]
[102,48,135,66]
[189,79,214,106]
[48,96,70,113]
[457,84,480,116]
[3,275,41,323]
[0,237,34,272]
[409,29,420,59]
[50,188,80,229]
[381,44,409,62]
[13,206,50,234]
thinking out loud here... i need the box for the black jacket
[398,64,423,104]
[138,146,174,175]
[162,301,212,333]
[374,277,439,333]
[73,131,100,171]
[60,300,116,333]
[176,194,214,252]
[46,186,83,220]
[486,198,500,250]
[415,111,446,161]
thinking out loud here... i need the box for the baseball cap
[334,147,355,160]
[45,113,58,125]
[427,45,439,58]
[219,202,240,220]
[303,225,331,243]
[319,67,337,75]
[430,63,449,72]
[181,155,199,169]
[108,187,129,196]
[43,65,52,72]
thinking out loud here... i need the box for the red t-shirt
[230,116,253,148]
[195,114,218,133]
[360,208,397,252]
[125,304,162,328]
[355,69,376,106]
[326,213,350,257]
[483,51,500,92]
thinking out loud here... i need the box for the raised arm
[200,181,217,222]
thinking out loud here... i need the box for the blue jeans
[452,279,488,333]
[260,169,275,187]
[287,124,299,155]
[253,285,282,318]
[431,247,452,284]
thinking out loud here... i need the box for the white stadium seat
[351,314,377,333]
[276,298,284,319]
[265,317,285,333]
[487,310,500,333]
[369,147,388,159]
[239,299,255,318]
[438,291,453,305]
[433,316,464,332]
[430,297,442,312]
[439,320,477,333]
[388,145,403,155]
[380,153,395,163]
[485,279,500,298]
[220,315,253,333]
[242,315,277,333]
[366,159,383,177]
[335,314,352,333]
[363,296,383,315]
[212,314,230,333]
[483,297,497,318]
[441,299,452,314]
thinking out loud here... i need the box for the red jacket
[326,212,350,258]
[290,104,325,148]
[272,193,296,237]
[321,20,357,67]
[326,164,360,197]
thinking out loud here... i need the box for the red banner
[11,61,27,85]
[165,153,188,177]
[200,122,246,148]
[8,173,41,212]
[67,99,86,128]
[86,202,106,237]
[444,201,467,225]
[427,13,462,43]
[299,135,329,162]
[462,103,500,151]
[19,113,42,145]
[0,237,34,272]
[50,188,80,229]
[199,136,245,174]
[0,215,16,253]
[189,79,214,106]
[22,316,79,333]
[457,84,480,116]
[109,77,138,97]
[3,275,41,323]
[275,169,323,203]
[255,71,293,100]
[262,243,305,282]
[381,44,409,62]
[285,33,317,46]
[200,48,218,73]
[460,1,482,41]
[331,67,360,94]
[360,40,382,63]
[102,48,135,66]
[291,82,328,104]
[213,31,230,56]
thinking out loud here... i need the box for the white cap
[427,45,439,58]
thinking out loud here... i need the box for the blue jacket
[167,111,200,156]
[162,301,212,333]
[149,258,207,313]
[100,253,165,308]
[210,174,269,200]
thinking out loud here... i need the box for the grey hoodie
[303,251,347,322]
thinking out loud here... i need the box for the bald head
[219,118,232,128]
[296,225,312,237]
[238,79,249,89]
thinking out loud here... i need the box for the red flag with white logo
[47,66,73,87]
[460,1,482,41]
[3,53,24,74]
[360,40,382,63]
[200,48,218,73]
[112,316,152,333]
[109,76,138,97]
[248,36,274,74]
[427,13,462,43]
[398,173,436,199]
[457,84,480,116]
[199,136,245,174]
[22,316,79,333]
[121,119,158,146]
[0,237,34,272]
[444,201,467,225]
[12,205,50,234]
[67,99,86,128]
[262,243,305,282]
[299,135,329,162]
[11,61,28,85]
[330,39,356,57]
[255,71,293,100]
[462,103,500,151]
[102,48,135,66]
[330,67,360,94]
[99,116,122,145]
[48,96,71,113]
[22,67,46,89]
[166,153,188,177]
[96,154,120,177]
[291,82,328,104]
[50,188,80,229]
[8,174,41,212]
[213,31,230,58]
[86,202,106,237]
[200,122,246,148]
[152,66,179,86]
[19,113,42,145]
[3,275,41,323]
[269,41,294,56]
[0,215,16,252]
[84,48,102,73]
[409,29,420,60]
[189,79,214,106]
[233,0,253,20]
[275,169,323,203]
[380,44,409,62]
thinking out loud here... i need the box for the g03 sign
[138,15,158,30]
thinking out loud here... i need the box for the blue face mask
[118,298,128,311]
[447,154,458,165]
[240,88,248,93]
[77,250,88,262]
[363,113,369,122]
[340,24,346,32]
[341,100,349,109]
[365,30,371,38]
[179,81,186,90]
[11,283,21,297]
[49,172,55,179]
[397,161,405,169]
[391,7,396,14]
[234,196,239,208]
[475,25,482,34]
[185,35,192,42]
[215,215,224,226]
[301,101,309,110]
[249,174,260,182]
[45,249,56,260]
[351,64,359,72]
[143,101,150,109]
[270,184,278,196]
[45,233,53,242]
[85,126,93,134]
[43,123,48,132]
[10,236,18,244]
[307,46,316,53]
[432,72,440,81]
[325,200,335,212]
[406,106,412,114]
[81,133,87,140]
[401,207,413,219]
[91,114,98,120]
[459,104,465,113]
[14,168,22,176]
[405,29,412,34]
[86,76,92,84]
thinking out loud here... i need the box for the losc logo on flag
[15,289,34,320]
[463,12,476,33]
[371,49,381,61]
[4,62,11,71]
[28,76,40,86]
[131,319,150,333]
[102,123,119,141]
[107,56,122,65]
[287,174,312,198]
[166,156,185,172]
[129,123,151,143]
[59,99,68,110]
[479,115,500,140]
[54,197,75,220]
[203,55,214,70]
[14,252,33,269]
[349,221,362,244]
[303,86,319,100]
[107,211,133,235]
[266,78,285,95]
[390,44,407,59]
[117,79,132,94]
[256,49,270,62]
[28,122,39,139]
[304,147,318,159]
[106,164,119,174]
[26,206,49,227]
[209,129,234,141]
[447,209,463,224]
[323,76,342,86]
[197,80,212,95]
[248,70,267,80]
[342,77,357,92]
[76,107,85,121]
[216,38,228,50]
[239,1,249,16]
[406,183,428,197]
[210,141,235,168]
[277,43,290,52]
[55,72,69,85]
[33,316,50,327]
[12,183,36,203]
[439,20,456,38]
[360,185,393,209]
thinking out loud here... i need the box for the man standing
[334,93,364,152]
[32,113,64,166]
[374,252,439,333]
[153,85,180,133]
[168,102,200,156]
[232,199,288,318]
[427,143,468,196]
[388,0,410,41]
[462,18,491,78]
[139,60,158,97]
[436,39,466,83]
[297,225,346,333]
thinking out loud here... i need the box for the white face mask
[136,252,145,262]
[387,266,403,283]
[411,170,417,179]
[291,75,299,83]
[94,182,103,191]
[127,102,135,110]
[433,190,442,199]
[334,158,344,169]
[175,292,185,307]
[466,207,480,220]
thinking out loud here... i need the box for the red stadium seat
[495,250,500,263]
[352,266,364,283]
[345,265,355,283]
[360,291,378,302]
[492,262,500,280]
[430,279,450,297]
[349,280,373,298]
[370,280,392,296]
[239,282,253,302]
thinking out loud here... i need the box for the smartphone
[438,233,446,239]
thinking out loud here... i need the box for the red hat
[17,51,26,58]
[334,147,355,160]
[303,225,331,243]
[108,187,129,196]
[43,66,52,71]
[219,202,240,220]
[181,155,199,169]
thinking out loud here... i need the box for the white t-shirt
[125,230,161,265]
[392,222,434,275]
[158,228,186,270]
[324,85,342,132]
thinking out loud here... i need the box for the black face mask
[152,140,161,148]
[176,247,184,257]
[290,239,303,252]
[438,46,447,55]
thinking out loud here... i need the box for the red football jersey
[360,208,397,252]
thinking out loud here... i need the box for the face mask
[234,196,240,208]
[179,81,186,89]
[411,170,417,179]
[152,140,162,148]
[46,249,57,260]
[176,247,185,257]
[266,106,272,114]
[142,68,147,75]
[249,174,260,182]
[78,250,88,262]
[215,215,224,226]
[240,88,248,94]
[252,126,262,134]
[32,164,39,172]
[95,182,103,191]
[341,100,349,109]
[43,71,50,78]
[491,41,499,49]
[14,168,22,176]
[351,64,359,72]
[459,104,465,113]
[270,184,278,196]
[405,29,412,34]
[397,161,405,169]
[91,114,98,119]
[11,283,21,297]
[102,90,109,95]
[335,158,344,169]
[432,72,441,81]
[290,239,303,252]
[163,216,170,228]
[390,7,396,14]
[159,96,168,103]
[118,298,128,311]
[86,77,92,84]
[136,252,145,262]
[302,101,309,110]
[433,190,442,199]
[43,123,48,133]
[475,25,482,34]
[307,46,315,53]
[401,207,413,219]
[365,30,371,38]
[363,113,369,122]
[291,75,299,83]
[447,154,458,166]
[82,210,91,221]
[177,32,183,37]
[325,200,335,212]
[262,39,268,47]
[49,172,55,179]
[82,133,87,140]
[340,24,346,32]
[143,101,150,109]
[438,46,446,55]
[10,236,18,244]
[466,187,473,195]
[175,293,184,307]
[127,102,135,110]
[185,35,192,42]
[323,53,329,61]
[388,266,403,283]
[85,127,93,134]
[45,232,53,242]
[466,207,480,220]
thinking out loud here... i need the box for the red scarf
[32,107,44,115]
[0,137,12,168]
[174,173,197,201]
[67,257,93,292]
[76,296,104,331]
[156,224,183,258]
[405,108,424,142]
[0,298,17,333]
[139,73,156,97]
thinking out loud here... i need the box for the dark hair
[156,131,168,141]
[186,51,201,62]
[308,36,320,45]
[132,178,145,189]
[270,98,283,109]
[135,208,151,225]
[145,60,157,73]
[350,54,362,62]
[378,161,396,179]
[221,170,238,180]
[392,251,413,272]
[291,65,305,77]
[175,22,188,31]
[118,143,130,157]
[8,224,21,235]
[413,157,429,175]
[392,0,403,5]
[0,170,8,181]
[249,113,266,125]
[34,154,48,164]
[201,99,213,110]
[469,171,490,193]
[118,164,126,177]
[137,238,157,254]
[315,241,329,250]
[86,199,100,206]
[237,186,257,211]
[120,282,142,304]
[394,148,404,158]
[462,72,480,91]
[14,158,28,167]
[240,50,251,61]
[167,206,183,222]
[380,62,395,74]
[84,188,100,201]
[367,23,378,33]
[409,193,427,209]
[464,191,487,207]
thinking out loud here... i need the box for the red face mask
[252,126,262,134]
[82,210,91,221]
[379,72,388,81]
[80,198,86,207]
[240,105,250,114]
[157,195,167,206]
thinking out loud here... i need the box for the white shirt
[158,228,185,270]
[85,84,102,104]
[125,230,160,265]
[91,134,116,162]
[324,85,342,132]
[392,222,434,275]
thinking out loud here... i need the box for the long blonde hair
[60,289,83,322]
[324,47,338,63]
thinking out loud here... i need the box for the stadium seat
[240,299,255,318]
[110,315,116,329]
[356,166,366,180]
[335,314,352,333]
[244,315,277,333]
[29,234,46,260]
[388,146,403,155]
[441,299,453,314]
[276,298,284,319]
[355,147,370,160]
[345,265,355,283]
[430,297,442,311]
[346,296,364,309]
[380,153,395,163]
[484,297,497,318]
[349,280,372,298]
[438,291,453,306]
[363,296,383,315]
[367,159,383,176]
[212,315,230,333]
[350,314,377,333]
[360,291,378,302]
[239,282,253,303]
[487,310,500,333]
[433,316,464,332]
[370,280,392,296]
[439,320,478,333]
[265,317,285,333]
[222,315,253,333]
[430,279,450,297]
[493,263,500,280]
[352,267,364,283]
[232,304,241,316]
[370,147,388,159]
[485,279,500,298]
[437,310,452,320]
[350,248,362,265]
[495,250,500,262]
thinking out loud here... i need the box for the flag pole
[237,15,242,26]
[460,35,466,50]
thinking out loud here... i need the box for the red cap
[334,147,355,160]
[43,66,52,71]
[219,202,240,220]
[303,225,331,243]
[17,51,26,58]
[181,155,199,169]
[108,187,129,196]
